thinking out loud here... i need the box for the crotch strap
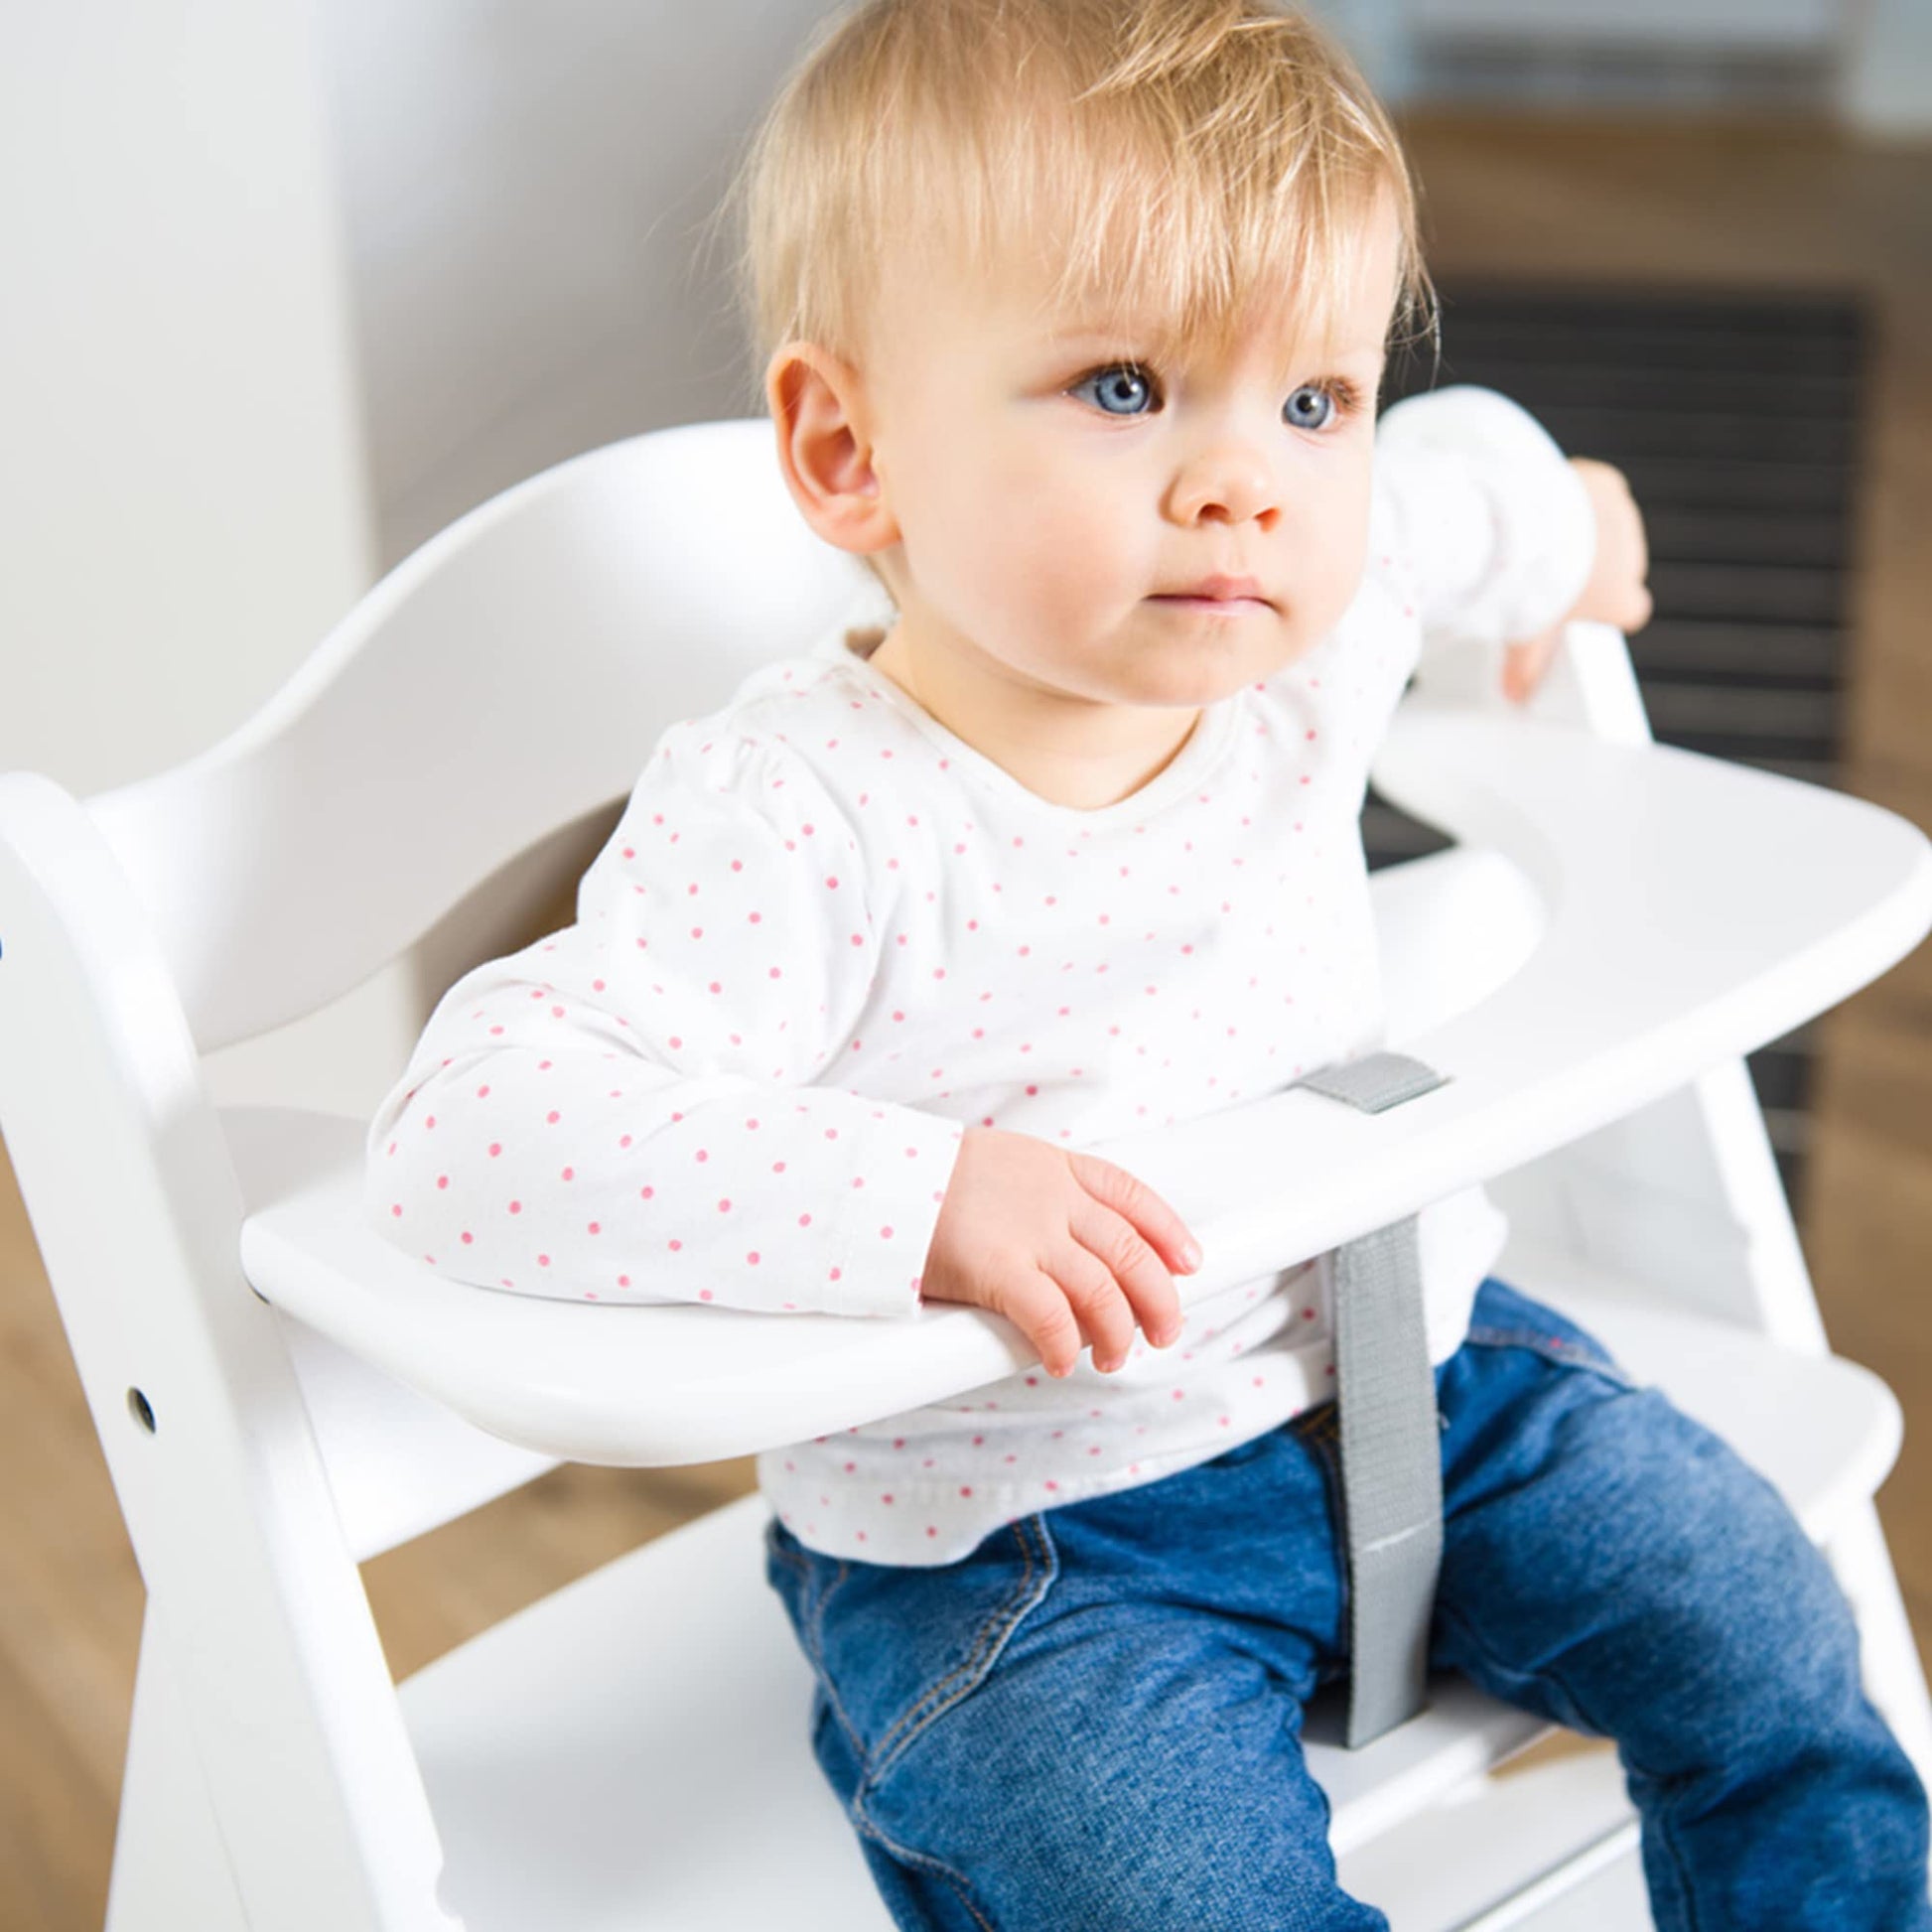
[1292,1049,1452,1749]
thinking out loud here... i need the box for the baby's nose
[1167,454,1290,533]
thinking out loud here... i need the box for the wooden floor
[3,114,1929,1928]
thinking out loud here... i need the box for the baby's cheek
[998,495,1118,630]
[1305,488,1374,631]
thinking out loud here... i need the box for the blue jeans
[764,1278,1932,1930]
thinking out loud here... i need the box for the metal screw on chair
[127,1388,157,1434]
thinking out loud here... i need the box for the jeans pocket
[805,1512,1063,1791]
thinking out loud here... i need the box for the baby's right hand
[917,1126,1201,1377]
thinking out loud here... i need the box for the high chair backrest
[82,418,884,1055]
[0,418,888,1931]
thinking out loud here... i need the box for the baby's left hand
[1502,457,1654,705]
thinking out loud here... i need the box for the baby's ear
[765,341,897,559]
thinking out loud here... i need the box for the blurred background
[1,2,1927,1923]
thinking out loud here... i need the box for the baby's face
[859,197,1402,715]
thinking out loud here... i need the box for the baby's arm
[1371,384,1649,686]
[1502,459,1653,703]
[361,723,964,1316]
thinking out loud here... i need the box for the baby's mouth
[1148,594,1273,615]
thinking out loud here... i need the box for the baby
[365,0,1932,1923]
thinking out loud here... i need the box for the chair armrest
[239,713,1932,1467]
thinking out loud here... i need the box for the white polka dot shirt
[366,386,1598,1566]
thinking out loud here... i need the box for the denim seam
[847,1790,1000,1932]
[770,1533,873,1774]
[1460,1322,1639,1390]
[1648,1807,1702,1932]
[866,1513,1058,1787]
[804,1557,873,1770]
[1431,1592,1700,1917]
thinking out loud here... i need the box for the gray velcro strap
[1295,1049,1450,1115]
[1292,1050,1451,1748]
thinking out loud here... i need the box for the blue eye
[1286,384,1335,431]
[1074,363,1159,416]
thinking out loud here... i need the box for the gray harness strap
[1292,1050,1452,1748]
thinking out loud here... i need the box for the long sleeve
[1371,383,1598,655]
[362,718,967,1317]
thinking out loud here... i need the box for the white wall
[0,1,432,1127]
[314,0,830,569]
[0,0,373,801]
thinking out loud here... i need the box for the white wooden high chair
[3,414,1929,1931]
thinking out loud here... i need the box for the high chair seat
[301,1224,1890,1932]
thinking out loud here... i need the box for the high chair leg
[104,1607,248,1932]
[1828,1500,1932,1797]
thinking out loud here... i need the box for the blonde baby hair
[701,0,1438,598]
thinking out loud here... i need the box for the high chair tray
[237,709,1932,1469]
[236,1095,1901,1560]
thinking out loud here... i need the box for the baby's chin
[1122,606,1319,695]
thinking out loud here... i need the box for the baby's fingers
[997,1270,1091,1380]
[1064,1198,1186,1368]
[1066,1150,1201,1280]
